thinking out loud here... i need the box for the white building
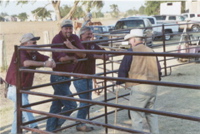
[185,0,200,13]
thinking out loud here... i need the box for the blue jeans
[46,75,77,131]
[73,78,92,121]
[7,85,38,134]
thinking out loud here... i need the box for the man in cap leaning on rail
[73,26,109,132]
[6,33,56,134]
[46,19,86,132]
[117,29,161,134]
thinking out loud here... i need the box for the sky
[0,0,145,16]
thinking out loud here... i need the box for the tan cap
[20,33,40,43]
[124,29,145,41]
[60,19,73,28]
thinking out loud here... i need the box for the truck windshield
[115,20,144,30]
[154,15,166,20]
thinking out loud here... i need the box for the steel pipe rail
[20,69,200,90]
[19,47,200,58]
[21,108,147,134]
[21,91,200,122]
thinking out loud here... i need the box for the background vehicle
[182,13,200,20]
[153,14,185,24]
[178,20,200,32]
[128,16,179,40]
[89,25,109,40]
[110,17,153,46]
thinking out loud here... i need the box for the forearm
[93,54,109,60]
[64,41,86,58]
[24,59,56,68]
[59,55,76,62]
[24,60,44,67]
[93,54,103,59]
[67,45,86,58]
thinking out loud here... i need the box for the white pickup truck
[127,16,179,40]
[144,16,179,40]
[178,13,200,32]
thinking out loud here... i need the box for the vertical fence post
[103,53,108,134]
[15,45,23,133]
[162,24,167,76]
[0,39,7,72]
[43,31,51,57]
[0,40,4,71]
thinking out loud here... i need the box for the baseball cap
[20,33,40,43]
[60,19,73,28]
[124,29,145,41]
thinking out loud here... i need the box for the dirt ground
[0,19,200,134]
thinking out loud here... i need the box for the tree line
[0,1,185,22]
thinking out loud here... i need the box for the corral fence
[1,22,200,133]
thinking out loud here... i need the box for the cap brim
[62,24,73,27]
[30,37,40,41]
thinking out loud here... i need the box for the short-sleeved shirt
[73,42,103,74]
[6,50,49,88]
[51,31,85,72]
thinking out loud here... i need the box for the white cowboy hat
[124,29,145,41]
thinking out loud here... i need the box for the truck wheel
[192,25,200,32]
[165,31,171,41]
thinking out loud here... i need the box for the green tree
[18,12,28,21]
[60,5,84,19]
[138,5,145,15]
[92,11,104,18]
[0,12,8,17]
[31,7,52,21]
[144,1,161,15]
[110,4,120,18]
[124,8,138,17]
[1,0,104,29]
[60,4,71,18]
[0,16,5,21]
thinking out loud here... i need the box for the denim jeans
[46,75,77,131]
[7,85,38,134]
[73,78,92,120]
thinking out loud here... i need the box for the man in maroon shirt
[73,26,109,132]
[46,19,86,132]
[6,33,56,134]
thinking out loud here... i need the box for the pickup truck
[177,13,200,32]
[109,17,153,46]
[127,16,179,40]
[181,13,200,20]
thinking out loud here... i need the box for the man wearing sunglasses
[6,33,56,134]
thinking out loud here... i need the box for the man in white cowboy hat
[117,29,161,134]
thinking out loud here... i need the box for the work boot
[76,124,94,132]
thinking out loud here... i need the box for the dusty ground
[0,19,200,134]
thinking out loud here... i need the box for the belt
[9,84,14,87]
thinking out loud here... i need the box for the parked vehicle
[89,25,109,40]
[128,16,179,40]
[178,20,200,32]
[182,13,200,20]
[110,17,153,46]
[153,14,185,24]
